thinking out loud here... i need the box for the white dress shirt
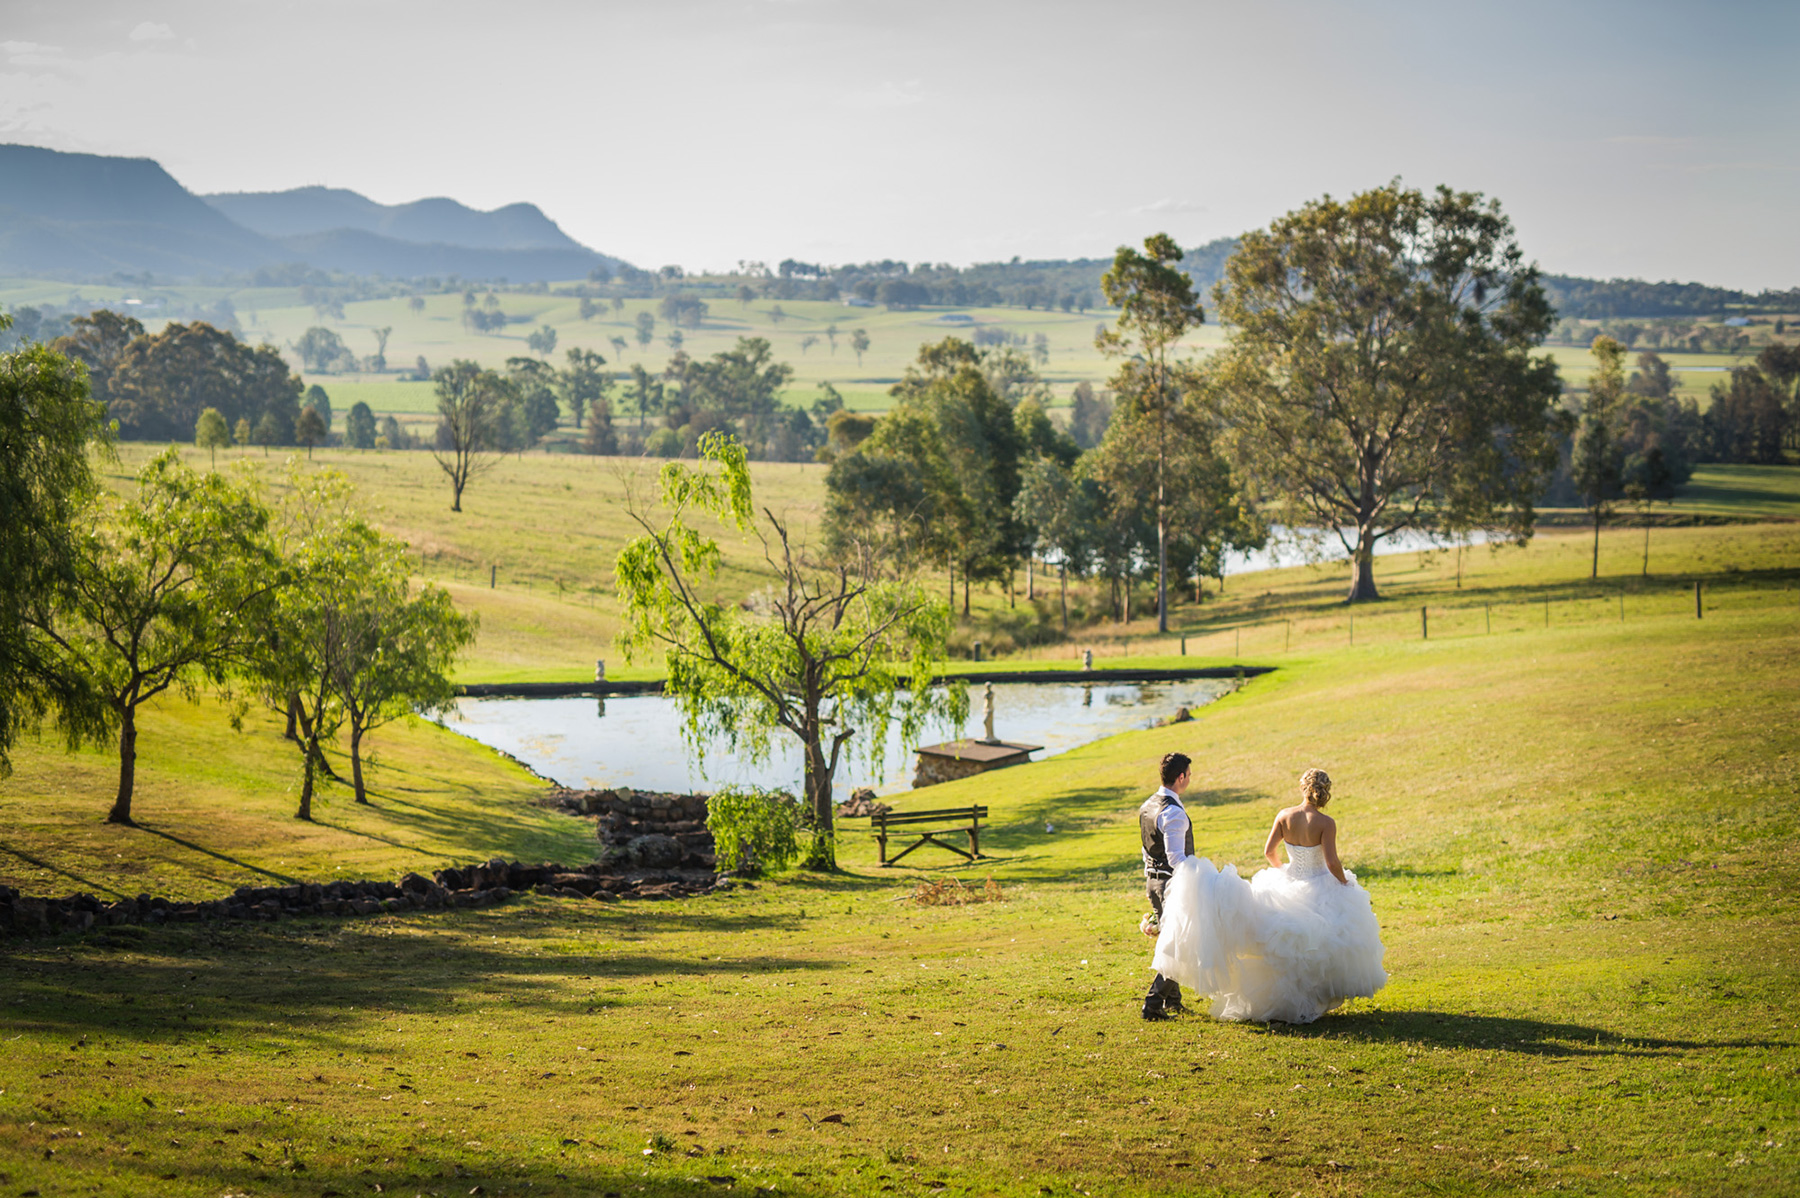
[1153,785,1190,869]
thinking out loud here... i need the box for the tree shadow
[0,902,836,1045]
[135,823,302,885]
[1258,1008,1796,1058]
[0,843,132,900]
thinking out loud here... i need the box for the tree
[104,322,302,442]
[1098,232,1205,632]
[616,432,962,870]
[825,340,1026,612]
[1014,454,1102,633]
[635,311,656,348]
[559,347,609,430]
[505,356,561,442]
[371,326,392,372]
[582,399,619,455]
[30,451,276,824]
[195,406,231,467]
[431,360,504,511]
[49,309,145,412]
[610,335,628,361]
[825,324,840,354]
[345,401,377,449]
[304,384,332,433]
[296,405,328,457]
[0,329,112,778]
[1573,337,1627,579]
[527,325,559,356]
[295,326,355,373]
[627,363,664,431]
[233,416,253,452]
[800,334,820,355]
[407,296,425,314]
[850,328,870,366]
[252,409,289,453]
[329,540,475,804]
[1211,182,1563,602]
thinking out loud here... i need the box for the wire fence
[1017,576,1800,663]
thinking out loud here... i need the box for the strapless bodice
[1285,841,1328,879]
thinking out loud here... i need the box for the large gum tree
[616,433,963,871]
[1211,182,1563,602]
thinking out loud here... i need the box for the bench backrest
[869,806,988,828]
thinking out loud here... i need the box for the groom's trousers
[1144,875,1182,1011]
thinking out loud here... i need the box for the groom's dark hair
[1160,752,1191,786]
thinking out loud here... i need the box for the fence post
[1619,592,1625,622]
[490,564,496,589]
[1485,603,1491,634]
[1695,580,1702,619]
[1180,636,1186,657]
[1421,605,1428,640]
[1544,598,1550,628]
[1285,620,1291,653]
[1235,627,1240,657]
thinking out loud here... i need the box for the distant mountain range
[0,144,620,282]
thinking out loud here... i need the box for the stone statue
[982,682,996,743]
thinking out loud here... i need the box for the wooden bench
[868,805,989,867]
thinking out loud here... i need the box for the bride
[1152,768,1387,1023]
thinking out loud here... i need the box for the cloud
[2,41,63,56]
[1131,198,1209,216]
[129,22,176,42]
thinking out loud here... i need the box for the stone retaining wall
[544,787,717,871]
[0,854,734,940]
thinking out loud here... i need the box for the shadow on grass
[1,1144,858,1198]
[0,843,133,899]
[1268,1008,1795,1058]
[135,824,302,885]
[1,904,837,1046]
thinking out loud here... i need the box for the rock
[622,834,685,870]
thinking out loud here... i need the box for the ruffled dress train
[1151,842,1387,1023]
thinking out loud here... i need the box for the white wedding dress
[1152,841,1387,1023]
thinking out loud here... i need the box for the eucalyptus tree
[29,450,278,824]
[1573,337,1626,579]
[431,360,505,511]
[195,407,231,467]
[559,346,610,430]
[617,432,961,870]
[1210,182,1563,602]
[1098,232,1205,632]
[0,327,112,778]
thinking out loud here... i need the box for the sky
[2,0,1796,289]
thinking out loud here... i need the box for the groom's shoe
[1164,999,1187,1016]
[1141,999,1171,1021]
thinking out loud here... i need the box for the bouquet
[1139,911,1161,938]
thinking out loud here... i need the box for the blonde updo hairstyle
[1299,767,1332,808]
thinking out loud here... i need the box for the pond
[439,678,1234,798]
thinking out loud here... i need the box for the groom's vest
[1139,792,1194,881]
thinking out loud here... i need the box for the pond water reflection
[440,678,1233,797]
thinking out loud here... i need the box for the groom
[1139,751,1193,1021]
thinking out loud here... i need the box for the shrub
[706,786,800,876]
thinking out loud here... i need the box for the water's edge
[458,664,1274,699]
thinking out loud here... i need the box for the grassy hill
[0,503,1795,1195]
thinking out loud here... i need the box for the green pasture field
[97,446,1800,684]
[1,532,1796,1195]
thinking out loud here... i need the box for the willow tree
[616,433,963,871]
[1211,182,1563,602]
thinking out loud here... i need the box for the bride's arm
[1262,812,1285,868]
[1323,821,1348,884]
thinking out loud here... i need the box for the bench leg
[969,826,981,858]
[877,832,888,867]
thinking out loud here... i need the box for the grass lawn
[2,517,1797,1195]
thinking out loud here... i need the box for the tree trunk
[1123,578,1131,624]
[1642,518,1650,576]
[1027,557,1035,601]
[1059,563,1068,634]
[1156,515,1168,633]
[296,741,317,821]
[285,694,300,741]
[1347,525,1381,602]
[962,569,970,618]
[801,737,836,871]
[1591,507,1601,579]
[948,564,954,609]
[107,704,138,826]
[350,719,368,804]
